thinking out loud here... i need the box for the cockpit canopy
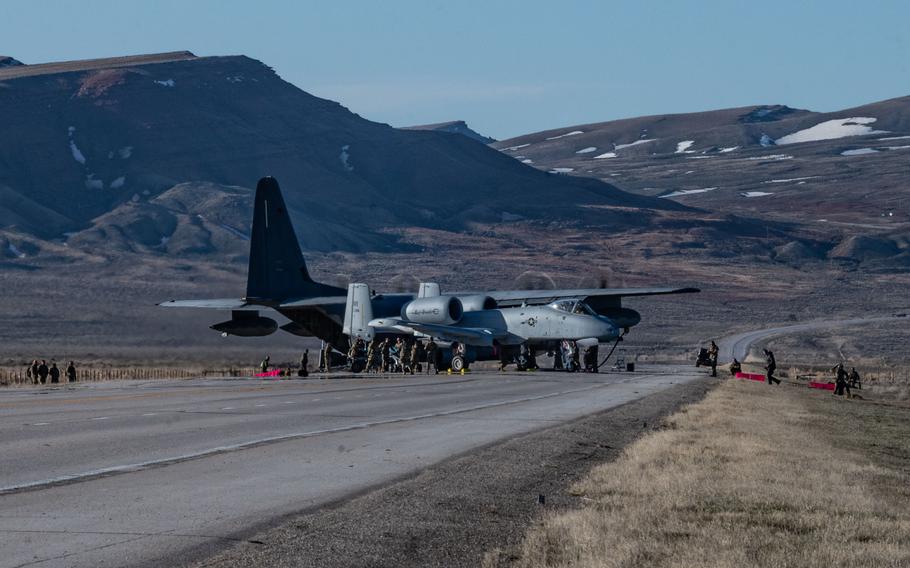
[548,299,597,316]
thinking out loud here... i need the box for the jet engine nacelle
[210,311,278,337]
[455,294,497,312]
[401,296,463,325]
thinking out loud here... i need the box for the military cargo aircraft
[160,177,699,368]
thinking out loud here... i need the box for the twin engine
[401,296,463,325]
[455,295,497,312]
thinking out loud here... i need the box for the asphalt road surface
[0,366,700,568]
[718,316,903,363]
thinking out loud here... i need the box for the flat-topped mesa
[0,51,196,80]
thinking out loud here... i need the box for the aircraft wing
[369,318,504,346]
[482,287,699,306]
[158,299,250,309]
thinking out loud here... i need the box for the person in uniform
[832,363,850,396]
[299,350,309,377]
[763,349,780,385]
[425,339,438,374]
[381,339,392,373]
[49,362,60,384]
[848,367,861,389]
[260,355,270,374]
[37,360,49,384]
[323,342,334,374]
[729,358,742,376]
[409,341,419,375]
[708,341,719,377]
[400,339,412,374]
[66,361,77,383]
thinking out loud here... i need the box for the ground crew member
[365,339,376,372]
[37,360,49,384]
[409,341,419,375]
[30,360,39,385]
[323,342,333,374]
[400,339,412,374]
[381,338,391,373]
[832,363,850,396]
[425,339,438,374]
[299,350,309,377]
[66,361,77,382]
[763,349,780,385]
[49,362,60,384]
[260,355,270,373]
[729,358,742,376]
[849,367,861,389]
[708,341,719,377]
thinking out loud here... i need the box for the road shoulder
[190,376,713,568]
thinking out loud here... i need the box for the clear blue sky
[2,1,908,139]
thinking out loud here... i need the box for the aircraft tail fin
[245,177,342,303]
[418,282,441,298]
[343,283,374,341]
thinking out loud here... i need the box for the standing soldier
[66,361,77,383]
[260,355,271,374]
[30,360,40,385]
[299,350,309,377]
[708,341,719,377]
[409,341,419,375]
[832,363,850,396]
[366,339,376,373]
[763,349,780,385]
[425,339,438,375]
[381,338,391,373]
[323,341,334,374]
[37,360,49,384]
[400,339,412,374]
[49,362,60,384]
[848,367,861,390]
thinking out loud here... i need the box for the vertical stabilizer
[245,177,343,302]
[418,282,441,298]
[343,283,374,340]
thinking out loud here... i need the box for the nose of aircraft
[595,316,620,341]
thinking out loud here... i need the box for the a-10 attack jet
[160,177,699,369]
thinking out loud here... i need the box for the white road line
[254,404,267,407]
[0,380,626,496]
[282,401,295,404]
[92,417,110,421]
[31,422,50,426]
[221,407,234,410]
[142,413,157,417]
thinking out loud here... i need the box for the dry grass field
[492,379,910,567]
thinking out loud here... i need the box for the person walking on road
[37,360,49,384]
[323,342,333,374]
[49,362,60,384]
[763,349,780,385]
[66,361,77,383]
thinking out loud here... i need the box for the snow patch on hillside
[220,224,250,240]
[339,145,354,171]
[593,152,617,159]
[763,176,817,184]
[118,146,133,159]
[84,174,104,190]
[675,140,695,154]
[110,176,126,189]
[575,147,597,154]
[742,191,773,198]
[154,79,175,87]
[660,187,717,198]
[545,130,583,140]
[877,135,910,141]
[7,243,25,258]
[615,139,655,150]
[503,143,530,151]
[719,146,739,153]
[521,159,533,164]
[68,127,86,164]
[549,167,574,173]
[760,134,775,147]
[776,117,888,145]
[841,148,879,156]
[746,154,792,161]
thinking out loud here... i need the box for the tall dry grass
[494,381,910,567]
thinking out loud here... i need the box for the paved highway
[0,367,700,568]
[717,316,902,363]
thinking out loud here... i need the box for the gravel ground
[189,376,713,568]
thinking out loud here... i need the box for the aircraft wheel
[451,355,467,372]
[350,360,364,374]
